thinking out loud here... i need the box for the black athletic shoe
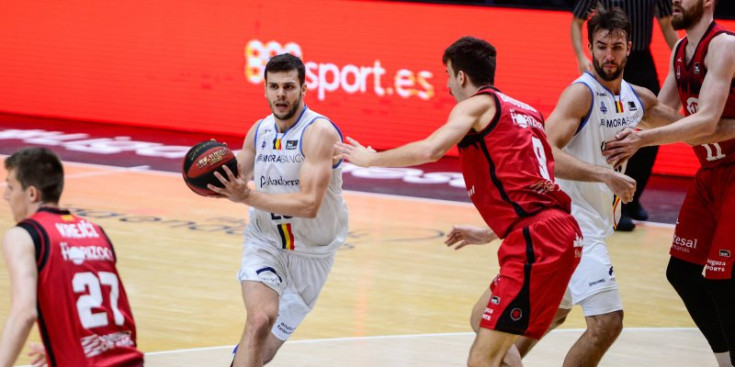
[616,214,636,232]
[628,203,649,221]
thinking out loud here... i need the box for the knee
[246,311,277,338]
[589,311,623,343]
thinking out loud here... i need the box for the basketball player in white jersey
[208,53,348,367]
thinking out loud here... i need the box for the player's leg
[563,239,623,367]
[563,295,623,367]
[468,328,519,367]
[665,171,729,364]
[232,243,285,367]
[702,169,735,365]
[258,252,335,364]
[514,306,572,357]
[470,288,522,367]
[233,281,280,367]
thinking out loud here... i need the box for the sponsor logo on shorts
[720,250,731,258]
[588,278,605,287]
[490,296,501,305]
[482,307,493,321]
[672,234,698,250]
[706,259,727,273]
[510,308,523,321]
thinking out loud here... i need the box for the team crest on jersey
[510,308,523,321]
[693,63,701,74]
[285,140,298,150]
[627,101,637,111]
[676,66,681,79]
[600,101,608,114]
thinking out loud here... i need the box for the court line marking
[144,327,699,356]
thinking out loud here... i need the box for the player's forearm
[685,118,735,145]
[570,18,587,62]
[0,312,36,367]
[245,190,322,218]
[369,140,442,167]
[552,146,610,183]
[638,114,719,147]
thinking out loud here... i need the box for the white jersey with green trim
[556,72,644,240]
[245,107,348,257]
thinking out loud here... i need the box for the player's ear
[457,70,466,86]
[627,41,632,56]
[26,185,41,203]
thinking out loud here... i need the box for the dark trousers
[622,50,660,209]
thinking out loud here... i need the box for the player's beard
[672,0,704,30]
[593,57,627,82]
[271,92,303,121]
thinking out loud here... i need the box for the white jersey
[246,107,349,257]
[556,72,644,240]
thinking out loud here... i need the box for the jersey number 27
[73,272,125,329]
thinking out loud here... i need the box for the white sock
[714,351,732,367]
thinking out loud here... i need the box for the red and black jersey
[457,86,572,239]
[674,22,735,167]
[18,207,143,367]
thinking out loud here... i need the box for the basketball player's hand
[209,164,252,203]
[578,57,592,74]
[603,170,636,204]
[28,342,47,367]
[445,225,498,250]
[602,128,642,168]
[335,137,376,167]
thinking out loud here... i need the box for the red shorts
[671,164,735,280]
[480,209,582,339]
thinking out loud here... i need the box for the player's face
[445,62,463,102]
[3,169,33,222]
[265,70,306,121]
[590,29,630,82]
[672,0,705,30]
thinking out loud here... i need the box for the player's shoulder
[2,226,35,250]
[710,31,735,53]
[303,117,340,141]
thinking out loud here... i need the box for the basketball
[182,140,239,196]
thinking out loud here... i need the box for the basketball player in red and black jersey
[0,147,143,367]
[336,36,583,367]
[603,0,735,365]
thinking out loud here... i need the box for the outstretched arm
[336,95,492,168]
[621,35,735,147]
[0,228,38,367]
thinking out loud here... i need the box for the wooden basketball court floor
[0,160,717,366]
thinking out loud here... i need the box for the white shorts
[558,237,622,316]
[238,240,334,340]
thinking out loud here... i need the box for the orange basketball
[182,140,239,197]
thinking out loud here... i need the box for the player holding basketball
[602,0,735,365]
[0,147,143,366]
[209,53,348,367]
[336,36,582,367]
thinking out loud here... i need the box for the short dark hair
[4,147,64,204]
[264,53,306,85]
[587,3,632,43]
[442,36,497,86]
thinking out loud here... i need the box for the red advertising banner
[0,0,732,176]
